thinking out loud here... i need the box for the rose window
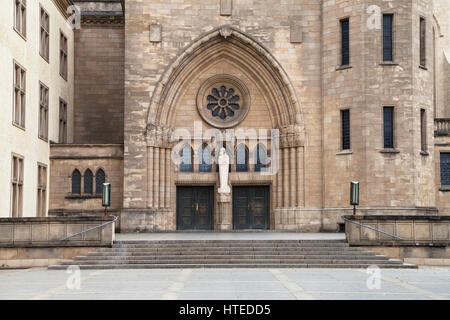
[207,86,240,120]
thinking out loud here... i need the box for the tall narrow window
[180,145,193,172]
[341,109,351,150]
[71,169,81,194]
[59,99,67,143]
[84,169,93,194]
[421,109,427,152]
[39,82,49,141]
[14,0,27,38]
[420,17,426,67]
[13,62,26,127]
[37,164,47,217]
[441,153,450,186]
[95,169,105,194]
[340,18,350,66]
[383,14,394,61]
[236,144,249,172]
[11,154,24,217]
[60,32,68,80]
[40,6,49,61]
[255,145,268,172]
[199,144,212,173]
[383,107,394,149]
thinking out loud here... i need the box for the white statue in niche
[218,147,231,194]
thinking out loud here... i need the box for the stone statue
[218,148,231,194]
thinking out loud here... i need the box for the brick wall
[73,25,124,144]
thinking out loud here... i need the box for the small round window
[197,75,250,128]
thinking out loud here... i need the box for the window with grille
[383,14,393,61]
[441,154,450,186]
[39,82,48,141]
[13,62,26,127]
[71,169,81,194]
[383,107,394,149]
[420,17,426,67]
[341,109,351,150]
[14,0,27,38]
[59,99,67,143]
[340,18,350,66]
[60,32,68,80]
[255,145,268,172]
[37,164,47,217]
[236,144,249,172]
[95,169,105,194]
[11,155,24,217]
[84,169,93,194]
[199,145,212,173]
[180,145,193,172]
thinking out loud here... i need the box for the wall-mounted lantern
[102,183,111,215]
[350,181,359,215]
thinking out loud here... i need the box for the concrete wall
[0,0,74,218]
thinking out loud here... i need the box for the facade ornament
[218,148,231,194]
[146,123,174,148]
[219,26,233,39]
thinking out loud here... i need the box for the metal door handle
[196,203,199,212]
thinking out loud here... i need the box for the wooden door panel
[233,186,269,230]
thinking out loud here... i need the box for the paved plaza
[0,267,448,300]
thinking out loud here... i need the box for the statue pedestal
[217,193,232,231]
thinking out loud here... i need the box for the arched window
[255,144,268,172]
[199,144,212,173]
[236,144,249,172]
[71,169,81,194]
[180,145,193,172]
[95,169,105,194]
[84,169,93,194]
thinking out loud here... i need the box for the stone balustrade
[0,216,116,247]
[435,119,450,136]
[344,215,450,246]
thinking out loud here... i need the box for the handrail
[342,217,404,241]
[60,216,118,241]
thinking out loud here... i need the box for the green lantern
[350,182,359,206]
[102,183,111,208]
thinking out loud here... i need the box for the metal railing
[342,217,404,241]
[60,216,118,241]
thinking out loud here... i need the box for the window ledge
[13,28,27,41]
[336,65,352,71]
[337,150,353,156]
[420,151,430,156]
[419,65,428,70]
[380,62,399,66]
[66,195,102,200]
[380,148,400,154]
[439,187,450,192]
[12,122,26,131]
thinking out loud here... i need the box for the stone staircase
[48,240,417,269]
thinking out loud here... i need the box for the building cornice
[51,0,73,19]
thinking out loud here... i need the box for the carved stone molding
[146,124,174,148]
[278,124,305,148]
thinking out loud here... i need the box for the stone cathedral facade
[48,0,450,233]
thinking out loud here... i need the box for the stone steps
[48,240,417,270]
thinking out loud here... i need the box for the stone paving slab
[0,267,448,300]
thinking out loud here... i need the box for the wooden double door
[177,187,214,230]
[233,186,270,230]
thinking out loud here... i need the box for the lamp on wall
[350,181,360,216]
[102,183,111,216]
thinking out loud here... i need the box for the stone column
[289,147,296,208]
[165,148,171,208]
[154,148,160,208]
[147,147,154,207]
[217,193,232,230]
[160,148,165,209]
[283,147,289,208]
